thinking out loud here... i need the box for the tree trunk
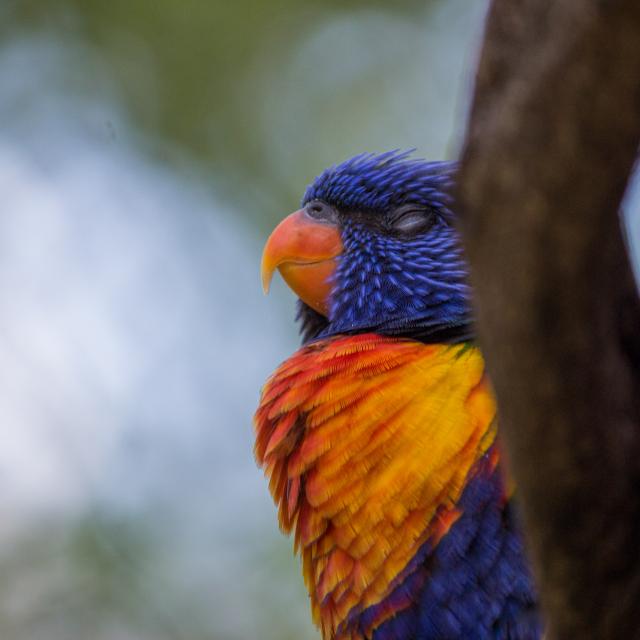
[457,2,640,638]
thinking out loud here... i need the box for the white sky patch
[0,36,297,537]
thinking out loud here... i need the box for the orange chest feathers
[254,334,497,640]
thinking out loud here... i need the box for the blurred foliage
[2,0,458,229]
[5,1,429,191]
[0,512,314,640]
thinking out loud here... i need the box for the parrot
[254,151,541,640]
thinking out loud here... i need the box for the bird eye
[304,200,337,223]
[390,206,434,234]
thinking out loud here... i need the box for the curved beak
[261,209,342,317]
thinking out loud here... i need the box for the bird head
[261,151,471,342]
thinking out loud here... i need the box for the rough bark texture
[458,2,640,638]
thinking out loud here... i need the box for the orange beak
[261,209,342,317]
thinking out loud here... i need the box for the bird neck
[319,221,472,341]
[296,299,473,345]
[254,334,499,639]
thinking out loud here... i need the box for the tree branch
[458,2,640,638]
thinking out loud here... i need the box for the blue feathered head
[262,151,471,343]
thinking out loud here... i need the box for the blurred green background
[3,2,636,640]
[2,0,488,232]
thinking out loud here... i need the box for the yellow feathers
[254,334,497,639]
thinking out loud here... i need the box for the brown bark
[457,2,640,638]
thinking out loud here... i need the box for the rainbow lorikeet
[254,152,541,640]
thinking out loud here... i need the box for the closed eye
[389,206,435,234]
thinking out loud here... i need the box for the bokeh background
[1,2,639,639]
